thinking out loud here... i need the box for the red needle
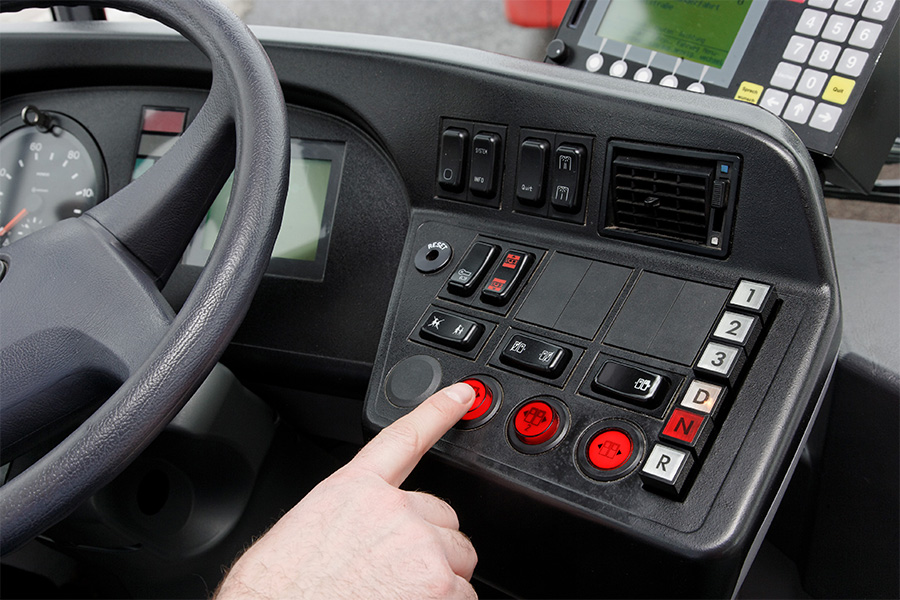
[0,208,28,237]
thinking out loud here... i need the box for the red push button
[460,378,492,421]
[587,429,633,470]
[513,400,559,445]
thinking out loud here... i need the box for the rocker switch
[516,138,550,205]
[470,133,501,197]
[438,128,468,192]
[448,242,500,296]
[549,144,586,212]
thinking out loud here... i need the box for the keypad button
[796,68,829,96]
[761,89,789,116]
[811,104,843,132]
[808,0,835,7]
[680,380,726,420]
[822,75,856,104]
[771,62,803,89]
[712,311,761,349]
[641,443,694,496]
[784,95,816,124]
[835,0,866,14]
[836,48,869,76]
[695,341,745,386]
[796,9,828,36]
[783,35,815,63]
[660,408,713,456]
[822,15,855,42]
[809,42,842,70]
[729,280,774,313]
[862,0,896,20]
[849,21,882,48]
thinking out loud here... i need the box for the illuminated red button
[661,409,705,444]
[513,400,559,445]
[587,429,633,470]
[460,378,492,421]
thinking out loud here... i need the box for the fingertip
[443,382,476,407]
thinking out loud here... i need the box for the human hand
[216,382,479,600]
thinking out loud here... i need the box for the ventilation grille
[609,154,712,244]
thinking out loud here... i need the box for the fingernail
[445,382,476,405]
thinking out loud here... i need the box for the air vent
[601,142,740,258]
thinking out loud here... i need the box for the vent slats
[609,153,714,244]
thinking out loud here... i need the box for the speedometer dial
[0,106,107,247]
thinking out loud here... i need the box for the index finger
[351,382,475,487]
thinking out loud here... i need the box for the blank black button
[500,334,570,378]
[420,311,484,351]
[516,138,550,205]
[470,133,501,197]
[448,242,500,296]
[438,128,468,192]
[593,361,668,408]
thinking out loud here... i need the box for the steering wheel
[0,0,288,553]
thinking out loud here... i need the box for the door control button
[470,132,502,197]
[549,144,586,212]
[640,443,694,496]
[516,138,550,205]
[447,242,500,296]
[587,429,633,470]
[460,378,493,421]
[500,334,570,378]
[419,310,484,351]
[438,128,468,192]
[592,361,669,408]
[481,250,534,305]
[513,400,560,445]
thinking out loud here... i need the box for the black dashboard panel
[0,23,845,598]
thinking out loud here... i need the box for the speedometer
[0,106,107,246]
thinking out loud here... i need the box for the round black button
[384,355,442,408]
[414,241,452,274]
[546,39,568,63]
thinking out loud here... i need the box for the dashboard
[0,16,896,600]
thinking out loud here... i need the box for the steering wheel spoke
[88,87,236,286]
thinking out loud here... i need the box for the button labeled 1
[728,280,775,321]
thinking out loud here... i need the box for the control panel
[545,0,899,191]
[371,224,784,504]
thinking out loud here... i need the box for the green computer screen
[597,0,753,69]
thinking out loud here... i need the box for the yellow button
[734,81,764,105]
[822,76,856,105]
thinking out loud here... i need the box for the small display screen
[181,138,344,280]
[596,0,752,69]
[193,152,332,262]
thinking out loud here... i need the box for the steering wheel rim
[0,0,288,553]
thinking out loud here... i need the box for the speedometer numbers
[0,106,107,246]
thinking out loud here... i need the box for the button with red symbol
[455,376,502,429]
[507,397,568,453]
[577,420,644,481]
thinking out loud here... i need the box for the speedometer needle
[0,208,28,236]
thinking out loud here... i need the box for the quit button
[592,361,668,408]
